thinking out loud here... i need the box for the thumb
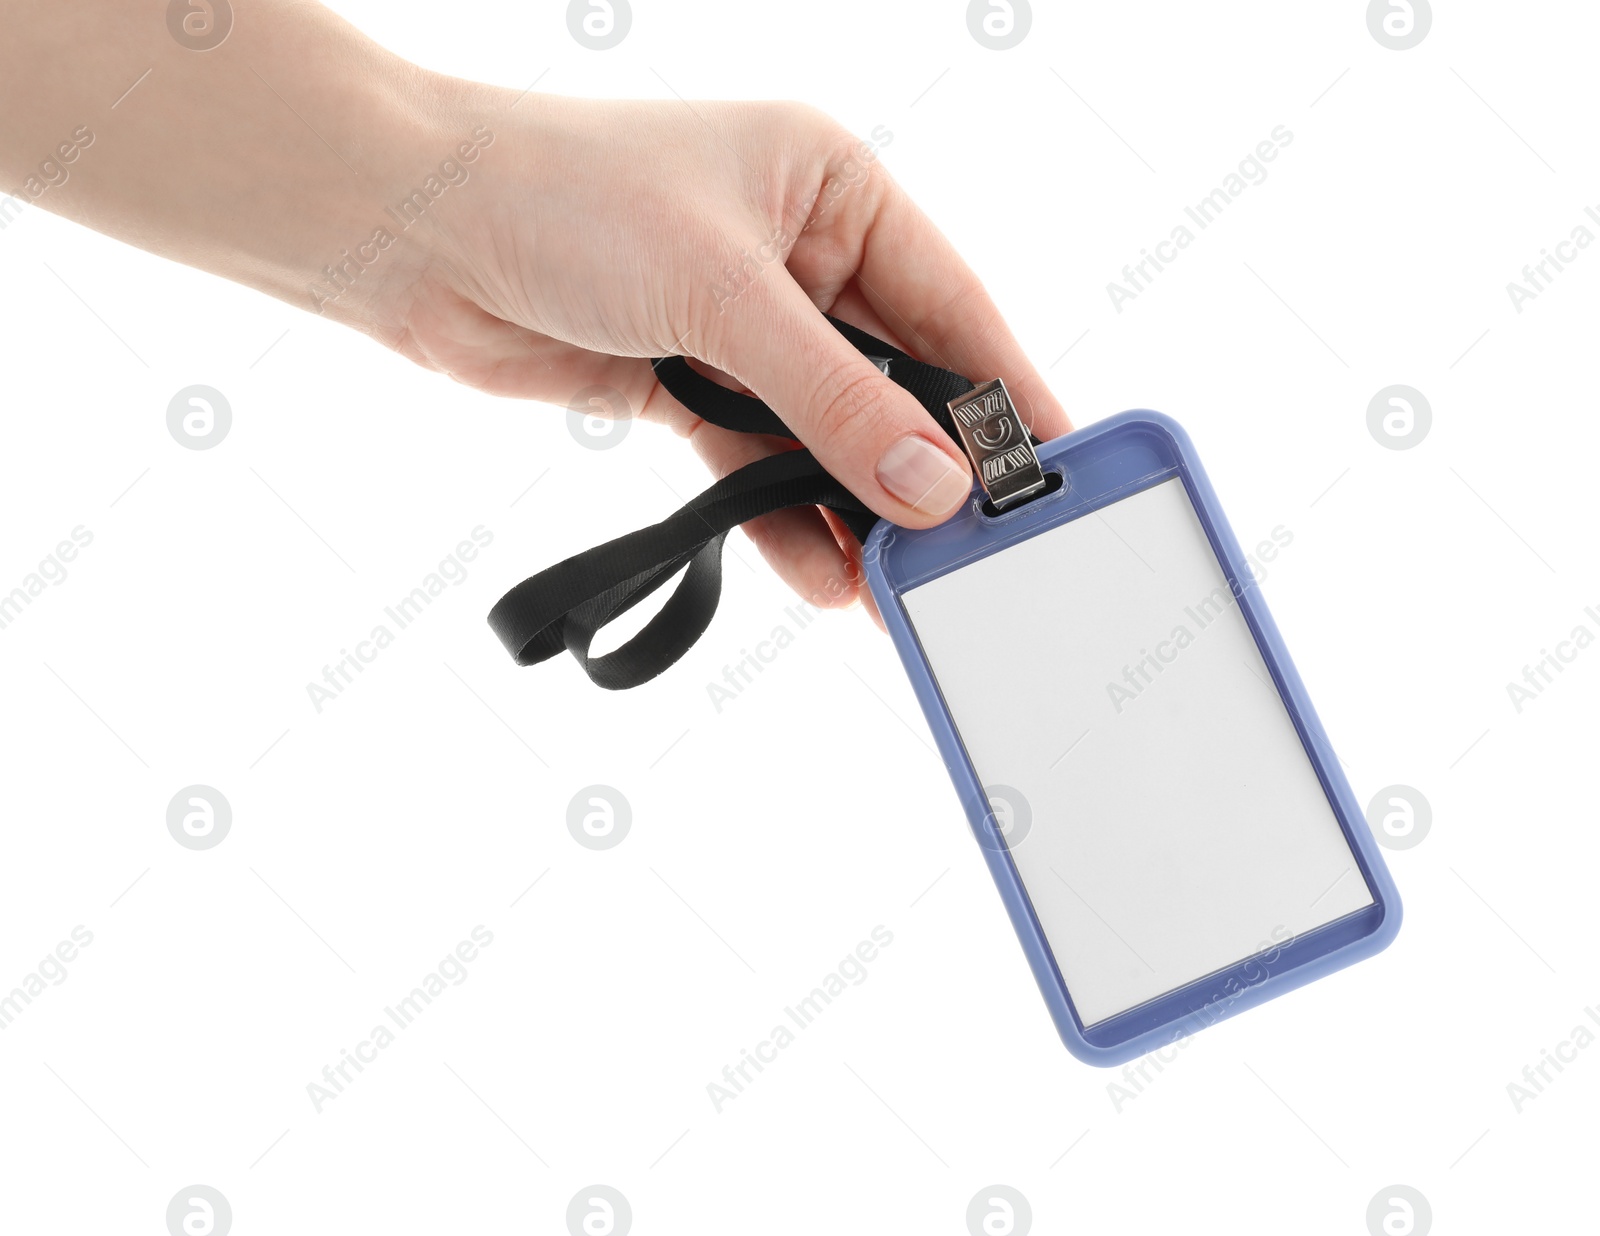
[705,277,974,528]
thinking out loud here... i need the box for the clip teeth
[947,379,1047,510]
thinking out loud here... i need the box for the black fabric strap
[487,318,976,689]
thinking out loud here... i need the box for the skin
[1,0,1071,618]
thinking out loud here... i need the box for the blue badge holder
[863,410,1401,1066]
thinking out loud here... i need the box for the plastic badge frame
[862,411,1401,1066]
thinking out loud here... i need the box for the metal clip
[946,378,1047,510]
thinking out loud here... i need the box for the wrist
[5,1,493,342]
[299,73,506,338]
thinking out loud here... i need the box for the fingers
[743,506,863,610]
[818,506,887,632]
[847,177,1073,443]
[678,416,864,610]
[702,275,974,528]
[821,284,912,355]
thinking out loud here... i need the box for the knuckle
[806,362,888,454]
[808,132,888,229]
[927,279,992,340]
[774,100,838,139]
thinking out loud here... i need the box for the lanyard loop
[486,318,978,689]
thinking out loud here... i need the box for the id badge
[863,403,1401,1065]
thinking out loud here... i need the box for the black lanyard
[486,318,985,690]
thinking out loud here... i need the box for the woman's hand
[0,1,1069,612]
[362,89,1071,612]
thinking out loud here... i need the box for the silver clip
[946,378,1047,510]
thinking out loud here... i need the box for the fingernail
[875,435,971,517]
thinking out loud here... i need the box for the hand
[364,91,1072,614]
[0,2,1070,615]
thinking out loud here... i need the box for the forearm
[0,0,483,333]
[2,1,1068,584]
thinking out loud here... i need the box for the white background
[2,2,1596,1233]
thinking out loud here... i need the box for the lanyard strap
[486,318,979,690]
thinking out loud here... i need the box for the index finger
[850,175,1073,443]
